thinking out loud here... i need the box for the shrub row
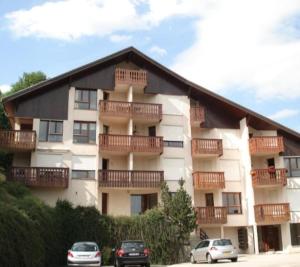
[0,181,193,266]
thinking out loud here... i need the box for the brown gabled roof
[3,46,300,140]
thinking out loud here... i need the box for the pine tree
[160,179,197,262]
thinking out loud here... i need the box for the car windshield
[212,239,232,246]
[72,243,98,252]
[121,242,145,249]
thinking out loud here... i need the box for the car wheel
[145,263,150,267]
[190,254,196,264]
[231,257,238,262]
[207,254,216,264]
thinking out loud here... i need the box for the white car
[67,242,101,267]
[190,239,238,264]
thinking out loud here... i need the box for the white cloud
[109,34,132,43]
[5,0,143,41]
[171,0,300,100]
[4,0,204,41]
[269,109,299,120]
[149,45,167,57]
[0,84,11,94]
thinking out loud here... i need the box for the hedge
[0,181,193,266]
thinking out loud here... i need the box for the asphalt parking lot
[168,253,300,267]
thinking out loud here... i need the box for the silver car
[190,239,238,264]
[67,242,101,267]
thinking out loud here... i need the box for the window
[290,223,300,246]
[72,170,95,180]
[285,157,300,177]
[131,194,157,215]
[39,120,63,142]
[75,88,97,110]
[212,239,232,246]
[201,241,210,248]
[163,141,184,147]
[222,192,242,214]
[73,121,96,144]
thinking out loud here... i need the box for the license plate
[223,251,231,255]
[129,253,139,256]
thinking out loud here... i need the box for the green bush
[0,202,44,267]
[0,181,195,266]
[111,209,182,264]
[0,182,57,267]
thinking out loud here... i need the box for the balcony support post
[253,224,259,254]
[281,223,292,251]
[220,226,224,238]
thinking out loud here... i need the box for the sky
[0,0,300,132]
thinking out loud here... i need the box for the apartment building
[1,47,300,254]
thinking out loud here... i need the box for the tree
[0,91,10,130]
[9,71,47,95]
[0,71,47,129]
[160,179,197,262]
[0,71,47,177]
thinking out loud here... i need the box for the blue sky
[0,0,300,132]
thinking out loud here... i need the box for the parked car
[190,239,238,264]
[67,242,101,267]
[113,240,150,267]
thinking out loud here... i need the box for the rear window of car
[72,243,98,252]
[212,239,232,246]
[121,242,145,249]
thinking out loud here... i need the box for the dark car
[114,240,150,267]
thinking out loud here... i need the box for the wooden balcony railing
[193,172,225,190]
[8,167,69,188]
[0,130,36,151]
[254,203,290,224]
[115,68,147,87]
[190,106,205,126]
[195,206,227,224]
[249,136,284,155]
[251,168,287,187]
[98,170,163,188]
[99,134,163,154]
[192,138,223,157]
[99,100,162,121]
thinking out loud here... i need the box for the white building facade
[1,47,300,254]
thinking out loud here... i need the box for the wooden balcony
[190,106,205,127]
[254,203,290,224]
[193,172,225,190]
[192,138,223,157]
[0,130,36,151]
[249,136,284,156]
[8,167,69,188]
[98,170,163,188]
[99,100,162,123]
[115,68,147,89]
[99,134,163,155]
[195,206,227,224]
[251,168,287,188]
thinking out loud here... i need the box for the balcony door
[102,159,109,181]
[148,126,156,137]
[102,193,108,215]
[20,123,33,130]
[205,193,215,219]
[205,193,214,207]
[103,125,110,134]
[102,159,109,170]
[259,225,281,252]
[103,92,109,100]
